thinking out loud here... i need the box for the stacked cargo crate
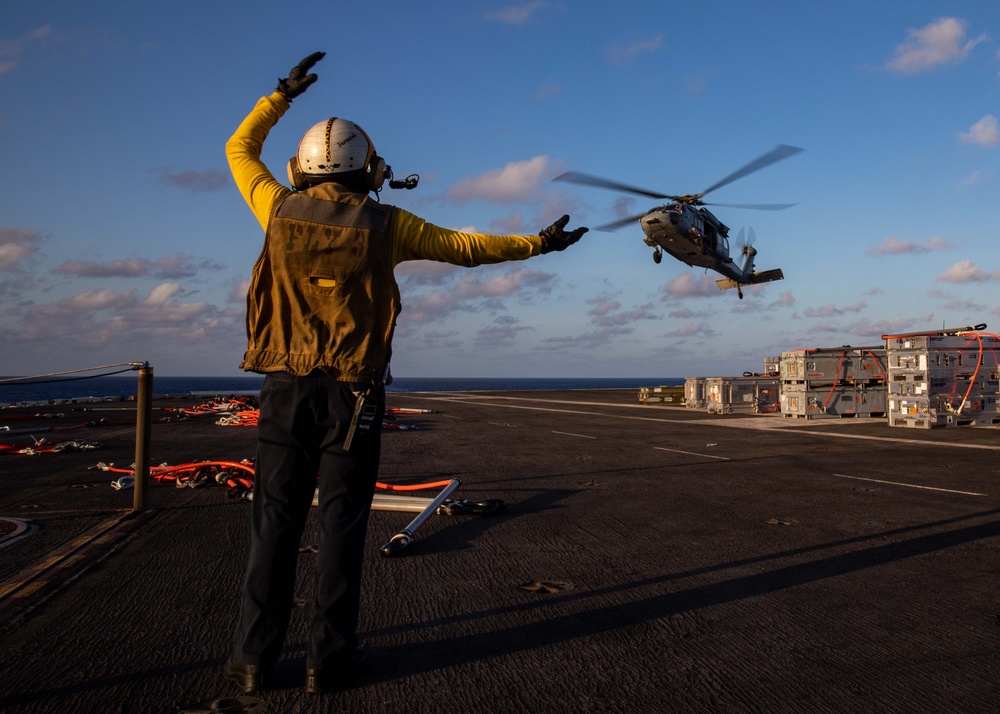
[704,375,780,414]
[684,376,707,409]
[885,332,1000,428]
[779,346,887,419]
[638,385,685,405]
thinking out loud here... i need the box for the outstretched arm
[392,210,588,267]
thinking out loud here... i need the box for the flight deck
[1,389,998,713]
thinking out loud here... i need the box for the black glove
[276,51,325,101]
[539,214,588,254]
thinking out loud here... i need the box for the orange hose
[100,458,454,492]
[375,480,456,491]
[822,349,846,411]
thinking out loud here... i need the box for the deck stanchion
[133,363,153,512]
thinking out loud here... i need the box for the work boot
[223,661,269,693]
[305,651,367,694]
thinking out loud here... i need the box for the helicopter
[554,145,803,299]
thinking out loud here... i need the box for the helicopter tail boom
[715,268,784,291]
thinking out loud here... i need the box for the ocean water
[0,374,683,406]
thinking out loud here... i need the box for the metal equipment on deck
[886,332,1000,429]
[779,346,887,419]
[705,375,780,414]
[684,377,707,409]
[308,479,506,556]
[638,385,685,404]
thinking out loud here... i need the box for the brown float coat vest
[240,183,400,384]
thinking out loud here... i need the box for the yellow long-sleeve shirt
[225,92,543,267]
[227,92,546,378]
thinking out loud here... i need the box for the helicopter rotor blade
[699,144,803,198]
[553,171,675,200]
[594,211,649,232]
[705,201,798,211]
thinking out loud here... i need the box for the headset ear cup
[287,157,307,190]
[369,155,386,190]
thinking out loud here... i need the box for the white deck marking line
[411,395,1000,452]
[654,446,730,461]
[551,430,596,439]
[831,473,988,497]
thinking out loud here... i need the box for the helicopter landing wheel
[653,249,662,264]
[737,287,744,300]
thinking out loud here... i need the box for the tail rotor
[735,226,757,257]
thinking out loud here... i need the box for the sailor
[224,52,587,695]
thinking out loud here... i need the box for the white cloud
[961,169,994,186]
[68,288,124,311]
[885,17,986,73]
[587,297,621,318]
[586,296,658,328]
[456,267,555,298]
[958,115,999,147]
[868,235,952,255]
[667,308,703,319]
[144,282,183,305]
[0,26,50,76]
[539,324,634,350]
[607,35,663,66]
[943,298,986,311]
[0,228,42,270]
[474,320,534,346]
[153,167,232,192]
[843,317,925,338]
[395,260,463,287]
[769,291,796,308]
[484,1,545,25]
[11,283,229,348]
[447,156,553,204]
[51,253,225,279]
[803,301,867,318]
[660,273,721,299]
[399,265,558,325]
[664,322,716,338]
[937,259,1000,283]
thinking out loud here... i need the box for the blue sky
[1,2,998,378]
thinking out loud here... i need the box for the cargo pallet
[705,376,780,415]
[885,331,1000,429]
[779,346,887,419]
[638,385,684,405]
[780,346,887,387]
[684,377,707,409]
[781,382,887,420]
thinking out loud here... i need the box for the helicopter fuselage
[638,203,783,297]
[639,204,736,274]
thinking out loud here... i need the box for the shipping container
[684,377,707,409]
[886,331,1000,428]
[638,385,685,405]
[705,376,780,414]
[780,383,887,419]
[780,347,887,386]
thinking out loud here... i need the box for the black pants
[231,371,383,670]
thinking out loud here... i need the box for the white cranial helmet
[288,117,386,191]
